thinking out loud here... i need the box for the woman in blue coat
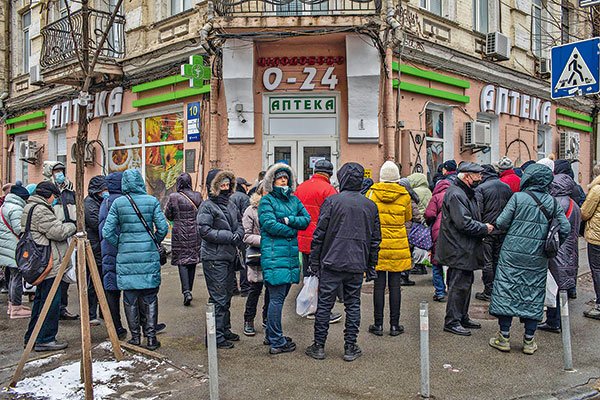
[259,163,310,355]
[102,169,169,350]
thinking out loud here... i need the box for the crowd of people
[1,154,600,360]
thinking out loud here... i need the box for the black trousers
[244,281,270,323]
[481,236,504,295]
[302,252,343,301]
[233,254,251,294]
[314,269,363,346]
[105,289,125,333]
[588,243,600,304]
[373,271,402,326]
[203,260,235,344]
[178,264,197,294]
[24,278,61,345]
[123,287,159,338]
[59,280,69,313]
[444,268,474,327]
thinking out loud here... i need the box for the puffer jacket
[230,186,251,215]
[475,165,513,232]
[295,173,337,254]
[554,159,586,206]
[243,193,261,248]
[425,179,451,245]
[165,173,202,266]
[366,181,412,272]
[99,172,123,291]
[0,194,26,267]
[407,173,432,215]
[500,169,521,193]
[21,195,76,279]
[435,178,488,271]
[102,169,169,290]
[197,170,244,262]
[259,163,310,286]
[489,164,571,321]
[84,176,106,269]
[549,174,581,290]
[582,175,600,245]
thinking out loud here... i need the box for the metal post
[419,301,430,399]
[206,303,219,400]
[559,290,574,371]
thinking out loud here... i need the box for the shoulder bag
[126,194,168,266]
[525,191,561,259]
[179,192,199,210]
[15,205,54,285]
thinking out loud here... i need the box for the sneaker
[329,312,342,324]
[475,292,491,302]
[224,332,240,342]
[59,310,79,320]
[343,343,362,362]
[243,321,256,337]
[89,319,101,326]
[433,295,447,303]
[537,322,561,333]
[489,332,510,352]
[217,340,235,349]
[34,341,69,352]
[156,323,166,334]
[522,337,538,355]
[263,336,292,346]
[10,305,31,319]
[270,341,296,355]
[305,343,326,360]
[583,305,600,320]
[306,313,316,320]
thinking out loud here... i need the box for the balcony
[214,0,380,18]
[40,8,125,85]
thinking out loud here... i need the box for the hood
[481,165,499,182]
[176,172,193,192]
[369,182,409,203]
[520,163,553,192]
[407,173,428,190]
[337,162,364,192]
[399,178,420,204]
[209,170,236,197]
[3,193,26,208]
[105,172,123,194]
[42,161,61,179]
[121,169,147,195]
[499,169,516,179]
[432,178,451,196]
[550,173,576,197]
[88,175,107,196]
[554,160,575,178]
[361,178,374,195]
[206,169,221,193]
[264,163,296,193]
[250,192,262,208]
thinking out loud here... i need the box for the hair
[593,164,600,179]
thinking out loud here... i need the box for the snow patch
[25,354,63,369]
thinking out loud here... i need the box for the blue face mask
[54,172,65,184]
[101,191,110,199]
[52,198,59,206]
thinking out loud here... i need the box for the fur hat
[209,170,236,197]
[497,156,514,171]
[264,163,296,193]
[379,161,400,183]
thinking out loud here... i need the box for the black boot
[399,273,415,286]
[124,303,141,346]
[410,263,428,275]
[145,299,161,351]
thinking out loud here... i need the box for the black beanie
[10,183,30,201]
[35,181,61,199]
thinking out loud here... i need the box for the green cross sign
[180,55,211,88]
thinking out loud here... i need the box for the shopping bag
[408,223,433,250]
[545,270,558,308]
[296,276,319,317]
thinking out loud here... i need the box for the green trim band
[5,111,46,125]
[556,108,593,123]
[132,85,210,108]
[393,79,470,103]
[556,119,593,133]
[392,62,470,89]
[132,75,189,93]
[6,122,47,135]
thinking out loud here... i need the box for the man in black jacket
[305,163,381,362]
[229,177,251,296]
[474,165,513,302]
[437,162,493,336]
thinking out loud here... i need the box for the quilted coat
[295,173,337,254]
[102,169,169,290]
[581,175,600,246]
[548,174,581,290]
[489,164,571,321]
[407,173,432,215]
[99,172,123,291]
[259,163,310,286]
[366,181,412,272]
[164,173,202,266]
[84,175,106,269]
[0,193,25,267]
[243,193,261,248]
[424,179,451,259]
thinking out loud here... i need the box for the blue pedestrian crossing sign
[551,38,600,99]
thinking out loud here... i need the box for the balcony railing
[40,8,125,70]
[214,0,381,17]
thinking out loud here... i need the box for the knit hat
[35,181,60,199]
[443,160,457,172]
[537,158,555,172]
[379,161,401,183]
[275,170,289,181]
[221,177,231,186]
[314,159,334,176]
[10,182,30,200]
[26,184,37,195]
[497,156,514,171]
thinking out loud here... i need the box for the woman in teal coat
[488,163,570,355]
[259,163,310,355]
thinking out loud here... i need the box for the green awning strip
[392,62,470,89]
[556,108,593,123]
[5,111,46,125]
[393,79,470,103]
[6,122,47,135]
[556,119,593,132]
[132,85,210,108]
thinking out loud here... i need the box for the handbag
[245,246,261,267]
[525,191,561,259]
[126,194,168,266]
[408,222,433,250]
[15,205,54,285]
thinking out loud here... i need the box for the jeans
[444,268,474,327]
[178,264,197,293]
[105,290,125,333]
[244,281,269,323]
[373,271,402,326]
[8,267,24,306]
[588,243,600,304]
[203,260,235,344]
[432,264,446,297]
[25,278,61,345]
[482,236,503,295]
[497,315,538,337]
[314,269,363,346]
[123,288,159,338]
[265,282,291,348]
[302,253,343,301]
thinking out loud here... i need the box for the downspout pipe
[2,0,12,184]
[384,0,402,160]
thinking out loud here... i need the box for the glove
[365,267,377,282]
[232,233,241,244]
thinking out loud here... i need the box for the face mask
[54,172,65,184]
[101,191,110,199]
[470,180,481,189]
[52,198,59,206]
[280,185,289,193]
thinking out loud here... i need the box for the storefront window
[425,109,444,184]
[537,126,552,160]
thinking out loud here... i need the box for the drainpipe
[384,0,402,161]
[2,0,12,184]
[200,2,219,169]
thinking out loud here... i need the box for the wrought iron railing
[40,9,125,70]
[214,0,380,17]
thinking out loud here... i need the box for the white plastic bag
[62,246,77,284]
[412,247,429,264]
[296,276,319,317]
[545,270,558,308]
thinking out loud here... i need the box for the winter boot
[145,299,161,351]
[124,302,141,346]
[489,332,511,352]
[522,337,538,355]
[399,273,416,286]
[410,263,428,275]
[305,342,325,360]
[343,343,362,362]
[183,291,193,307]
[583,304,600,320]
[10,305,32,319]
[243,321,256,336]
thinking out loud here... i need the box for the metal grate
[214,0,381,17]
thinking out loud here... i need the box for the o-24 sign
[259,55,344,91]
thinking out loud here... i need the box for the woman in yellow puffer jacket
[366,161,412,337]
[581,170,600,320]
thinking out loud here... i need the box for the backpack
[15,205,53,285]
[525,191,561,259]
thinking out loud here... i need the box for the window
[473,0,488,33]
[420,0,442,16]
[14,136,29,185]
[22,11,31,74]
[425,109,445,185]
[49,130,68,165]
[537,126,552,160]
[170,0,192,15]
[532,0,543,58]
[561,0,570,44]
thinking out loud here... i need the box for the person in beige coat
[581,169,600,320]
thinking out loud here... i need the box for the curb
[514,386,600,400]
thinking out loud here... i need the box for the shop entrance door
[267,140,338,184]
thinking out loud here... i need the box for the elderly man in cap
[437,162,494,336]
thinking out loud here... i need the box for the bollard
[559,290,574,371]
[420,301,430,399]
[206,303,220,400]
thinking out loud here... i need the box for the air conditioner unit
[559,131,580,160]
[485,32,511,61]
[70,142,95,165]
[18,141,39,163]
[538,58,551,76]
[463,121,491,147]
[29,65,42,86]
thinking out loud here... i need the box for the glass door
[267,140,298,173]
[297,141,338,184]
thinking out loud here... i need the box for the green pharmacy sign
[181,55,211,88]
[269,96,336,114]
